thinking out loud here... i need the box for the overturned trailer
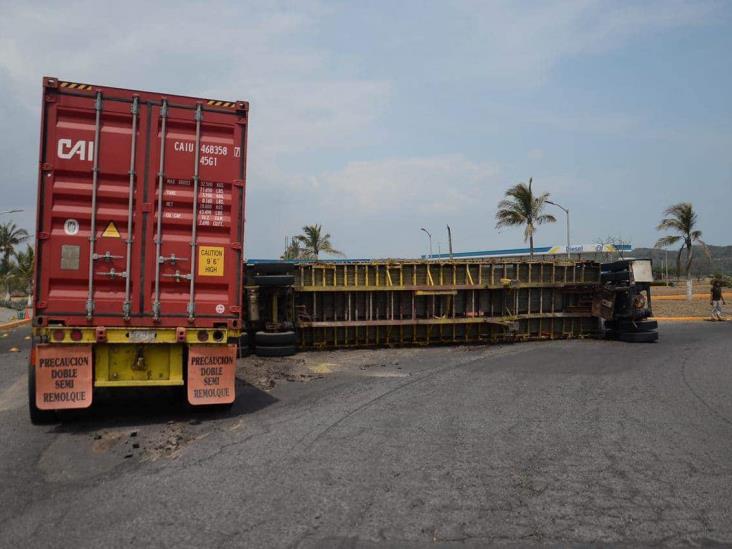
[245,258,611,352]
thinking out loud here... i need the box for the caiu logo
[57,139,94,161]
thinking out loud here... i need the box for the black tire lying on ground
[251,262,296,275]
[618,330,659,343]
[28,357,57,425]
[617,319,658,332]
[253,274,295,287]
[254,345,297,358]
[255,331,297,346]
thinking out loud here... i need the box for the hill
[628,245,732,276]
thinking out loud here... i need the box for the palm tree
[295,224,344,259]
[654,202,707,279]
[0,222,29,273]
[495,178,556,257]
[0,269,13,302]
[12,245,34,305]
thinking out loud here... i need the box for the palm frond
[535,214,556,225]
[654,235,682,248]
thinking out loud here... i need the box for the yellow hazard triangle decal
[101,221,121,238]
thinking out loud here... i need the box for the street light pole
[446,225,453,260]
[420,227,432,259]
[0,209,23,215]
[545,200,570,258]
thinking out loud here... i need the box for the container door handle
[152,100,168,321]
[187,103,203,322]
[122,96,139,320]
[86,91,103,320]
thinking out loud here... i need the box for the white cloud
[0,1,390,157]
[441,0,717,87]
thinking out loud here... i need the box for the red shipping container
[34,77,248,329]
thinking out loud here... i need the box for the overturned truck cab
[594,259,659,343]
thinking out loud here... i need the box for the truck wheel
[28,359,57,425]
[254,345,297,357]
[253,274,295,287]
[618,331,658,343]
[255,331,297,346]
[251,262,296,275]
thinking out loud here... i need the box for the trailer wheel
[253,274,295,287]
[28,357,57,425]
[254,345,297,357]
[255,331,297,346]
[618,331,659,343]
[251,262,296,275]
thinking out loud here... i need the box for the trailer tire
[618,331,658,343]
[28,358,57,425]
[251,262,296,275]
[253,274,295,287]
[255,331,297,346]
[618,319,658,332]
[254,345,297,357]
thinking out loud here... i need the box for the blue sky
[1,1,730,258]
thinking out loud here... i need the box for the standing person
[710,280,726,321]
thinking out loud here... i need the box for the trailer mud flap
[187,345,237,405]
[35,345,93,410]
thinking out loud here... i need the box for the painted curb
[652,317,725,322]
[0,318,31,331]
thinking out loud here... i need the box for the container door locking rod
[152,100,168,321]
[187,104,202,321]
[86,91,103,320]
[122,96,139,319]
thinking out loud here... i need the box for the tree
[281,237,304,260]
[0,222,29,273]
[295,224,344,259]
[593,235,630,262]
[495,177,556,257]
[654,202,708,279]
[0,269,13,302]
[12,245,34,304]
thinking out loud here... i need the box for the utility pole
[420,227,432,259]
[446,225,453,260]
[545,200,570,258]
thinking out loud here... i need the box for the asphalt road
[0,323,731,547]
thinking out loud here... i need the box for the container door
[36,88,145,322]
[146,102,245,325]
